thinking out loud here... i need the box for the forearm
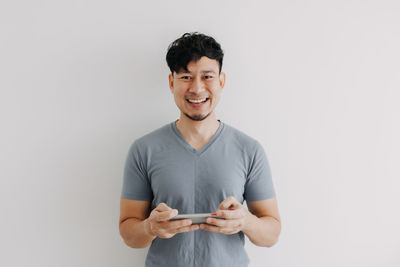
[119,218,156,248]
[242,211,281,247]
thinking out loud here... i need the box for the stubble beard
[183,112,211,121]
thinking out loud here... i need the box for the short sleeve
[120,141,153,201]
[244,141,276,202]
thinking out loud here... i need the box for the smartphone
[169,213,225,224]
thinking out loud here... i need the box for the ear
[168,73,174,93]
[219,72,226,89]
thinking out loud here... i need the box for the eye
[181,76,191,80]
[204,75,213,79]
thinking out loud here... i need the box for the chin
[184,112,211,121]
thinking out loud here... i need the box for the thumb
[155,202,172,212]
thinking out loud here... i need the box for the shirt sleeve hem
[120,192,153,201]
[245,192,276,202]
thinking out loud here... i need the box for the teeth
[188,98,207,103]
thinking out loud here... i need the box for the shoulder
[128,122,174,153]
[222,122,262,151]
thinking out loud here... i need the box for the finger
[200,224,237,235]
[218,196,240,210]
[215,209,243,220]
[206,217,226,227]
[155,202,172,211]
[173,224,200,234]
[199,223,221,233]
[156,209,178,221]
[206,217,239,228]
[164,219,193,230]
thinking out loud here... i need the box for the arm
[119,198,199,248]
[119,198,155,248]
[200,196,281,247]
[242,197,281,247]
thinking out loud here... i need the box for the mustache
[184,94,209,98]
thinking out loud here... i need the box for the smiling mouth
[186,98,209,104]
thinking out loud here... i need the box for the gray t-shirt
[121,121,275,267]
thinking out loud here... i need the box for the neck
[175,112,220,145]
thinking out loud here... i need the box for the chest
[146,146,248,212]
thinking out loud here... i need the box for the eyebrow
[177,70,217,75]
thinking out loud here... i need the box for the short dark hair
[166,32,224,75]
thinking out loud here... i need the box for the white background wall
[1,0,399,266]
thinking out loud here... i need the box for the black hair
[166,32,224,75]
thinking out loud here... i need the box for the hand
[145,203,199,239]
[199,196,250,235]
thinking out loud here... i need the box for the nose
[188,76,204,94]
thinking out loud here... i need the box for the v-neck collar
[170,120,224,156]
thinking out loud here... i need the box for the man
[119,32,281,267]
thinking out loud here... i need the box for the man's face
[169,56,226,121]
